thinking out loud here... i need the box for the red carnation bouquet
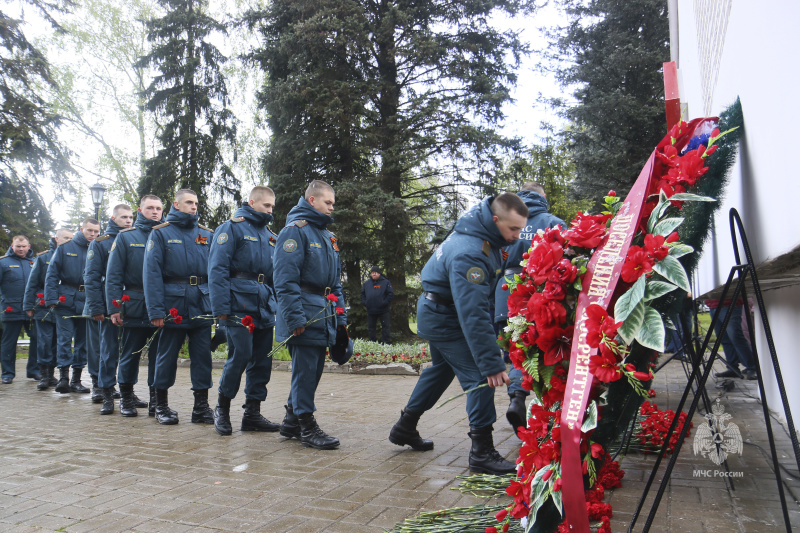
[493,118,732,533]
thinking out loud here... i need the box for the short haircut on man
[304,180,334,201]
[140,194,162,207]
[520,181,546,195]
[56,228,72,239]
[491,193,528,219]
[11,235,28,243]
[250,186,275,201]
[82,217,100,228]
[175,189,198,203]
[112,204,133,216]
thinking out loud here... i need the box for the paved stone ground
[1,357,799,532]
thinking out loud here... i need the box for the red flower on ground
[169,308,179,317]
[588,352,622,382]
[58,295,66,303]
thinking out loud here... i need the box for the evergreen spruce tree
[137,0,239,225]
[0,172,55,253]
[246,0,530,339]
[547,0,670,201]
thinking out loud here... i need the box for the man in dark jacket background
[0,235,37,383]
[360,266,393,344]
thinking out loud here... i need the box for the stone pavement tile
[321,521,386,533]
[366,505,419,529]
[200,510,272,532]
[0,498,44,520]
[338,504,386,524]
[252,514,306,532]
[3,501,63,524]
[19,512,79,531]
[131,519,197,532]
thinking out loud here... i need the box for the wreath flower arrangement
[493,117,732,533]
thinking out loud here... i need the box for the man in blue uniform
[25,229,73,390]
[493,183,565,436]
[144,189,214,425]
[389,193,528,475]
[360,266,394,344]
[45,219,101,393]
[85,204,135,413]
[208,186,280,436]
[274,180,347,450]
[106,195,165,417]
[0,236,38,383]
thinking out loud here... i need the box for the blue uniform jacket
[0,246,35,322]
[83,218,123,317]
[208,204,277,329]
[44,230,91,314]
[493,191,566,323]
[273,197,346,346]
[24,239,57,322]
[105,213,163,328]
[417,197,508,378]
[143,209,213,328]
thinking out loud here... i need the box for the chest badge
[330,237,339,252]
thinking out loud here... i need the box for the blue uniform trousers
[86,319,100,377]
[35,321,56,367]
[287,344,326,416]
[97,321,121,388]
[152,326,212,390]
[711,304,757,373]
[55,311,87,369]
[219,323,273,401]
[1,321,37,379]
[117,327,158,386]
[405,335,497,429]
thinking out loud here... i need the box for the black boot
[155,388,178,425]
[506,391,527,438]
[37,365,50,391]
[70,368,90,393]
[467,426,516,475]
[214,393,232,436]
[298,413,339,450]
[191,389,214,424]
[131,390,147,408]
[119,384,138,417]
[389,409,434,451]
[279,404,301,439]
[112,386,121,399]
[242,399,280,432]
[91,375,103,403]
[48,366,58,387]
[149,387,156,416]
[55,366,70,394]
[100,388,114,415]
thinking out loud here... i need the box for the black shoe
[37,365,51,391]
[1,377,11,384]
[279,404,301,439]
[149,387,156,417]
[70,368,90,393]
[48,366,58,387]
[716,369,742,378]
[298,413,339,450]
[131,391,147,408]
[191,389,214,424]
[119,384,138,417]
[155,389,178,425]
[214,393,232,436]
[55,366,70,393]
[744,370,758,381]
[91,375,103,403]
[467,425,516,475]
[241,399,280,432]
[27,370,42,380]
[389,409,434,451]
[100,388,115,415]
[112,386,121,399]
[506,391,528,438]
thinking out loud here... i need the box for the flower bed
[325,339,430,371]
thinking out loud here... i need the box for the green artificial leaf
[581,401,598,433]
[539,362,555,387]
[668,243,694,258]
[708,125,739,146]
[523,353,540,382]
[618,300,645,345]
[527,468,552,531]
[668,193,716,202]
[647,194,671,234]
[664,316,676,330]
[552,488,563,517]
[614,275,646,322]
[635,306,666,351]
[653,217,684,237]
[652,255,691,292]
[644,280,677,301]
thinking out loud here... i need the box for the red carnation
[335,306,344,315]
[39,299,45,306]
[241,315,254,327]
[486,527,497,533]
[495,509,508,522]
[58,295,66,303]
[36,293,44,298]
[633,371,653,381]
[173,315,183,324]
[326,294,338,302]
[169,308,179,317]
[247,324,255,333]
[121,294,131,302]
[112,299,121,307]
[4,306,12,312]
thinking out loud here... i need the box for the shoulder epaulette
[482,240,491,257]
[36,250,49,257]
[231,216,245,223]
[294,220,308,228]
[153,222,170,230]
[96,234,111,242]
[118,227,136,233]
[0,254,7,260]
[198,224,213,232]
[267,227,278,237]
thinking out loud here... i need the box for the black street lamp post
[89,183,106,222]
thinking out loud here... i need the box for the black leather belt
[300,283,329,296]
[60,281,85,292]
[504,267,523,276]
[164,276,208,285]
[231,272,268,283]
[124,285,144,292]
[423,291,453,306]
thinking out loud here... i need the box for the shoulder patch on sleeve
[96,234,111,242]
[231,216,245,223]
[282,239,298,253]
[153,222,170,230]
[293,220,308,228]
[466,266,486,284]
[119,227,136,233]
[216,232,229,245]
[482,240,491,257]
[198,224,213,232]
